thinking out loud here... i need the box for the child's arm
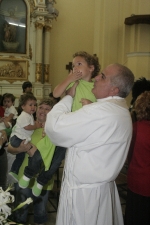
[3,117,12,128]
[24,121,42,131]
[0,113,14,127]
[53,70,82,98]
[6,113,14,122]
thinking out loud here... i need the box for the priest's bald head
[92,63,134,99]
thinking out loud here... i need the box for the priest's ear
[111,87,120,96]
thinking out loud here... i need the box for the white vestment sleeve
[45,95,101,147]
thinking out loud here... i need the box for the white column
[35,22,44,82]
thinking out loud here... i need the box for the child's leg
[10,152,25,174]
[32,146,66,197]
[24,150,42,178]
[37,146,66,185]
[19,150,42,189]
[9,136,25,181]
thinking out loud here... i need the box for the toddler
[9,94,41,182]
[0,93,18,130]
[42,51,101,187]
[53,51,100,110]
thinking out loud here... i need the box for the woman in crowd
[0,93,13,190]
[0,130,8,190]
[125,91,150,225]
[129,77,150,122]
[8,99,55,225]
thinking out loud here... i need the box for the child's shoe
[9,172,18,183]
[19,175,30,189]
[32,181,43,197]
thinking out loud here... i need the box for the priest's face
[92,64,119,99]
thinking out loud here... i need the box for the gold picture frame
[0,57,29,83]
[0,0,28,55]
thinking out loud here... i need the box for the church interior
[0,0,149,105]
[0,0,150,224]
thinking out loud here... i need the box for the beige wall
[49,0,95,90]
[50,0,150,103]
[93,0,150,71]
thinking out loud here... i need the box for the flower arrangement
[0,186,33,225]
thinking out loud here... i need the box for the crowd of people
[0,51,150,225]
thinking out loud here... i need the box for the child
[43,51,101,185]
[0,93,18,130]
[9,94,42,182]
[17,81,33,117]
[53,51,100,111]
[22,81,33,94]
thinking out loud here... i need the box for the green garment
[67,79,96,111]
[5,127,12,137]
[18,128,55,190]
[37,135,55,170]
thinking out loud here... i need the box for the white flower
[0,187,14,219]
[0,213,9,225]
[0,186,33,225]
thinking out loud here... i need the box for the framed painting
[0,0,27,54]
[0,57,29,83]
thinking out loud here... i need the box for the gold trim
[29,43,32,60]
[28,0,35,14]
[35,63,42,82]
[35,22,44,29]
[44,25,52,32]
[44,64,49,82]
[0,57,29,83]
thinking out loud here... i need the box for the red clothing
[0,106,4,117]
[127,120,150,196]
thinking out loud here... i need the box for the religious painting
[0,0,27,54]
[0,57,29,83]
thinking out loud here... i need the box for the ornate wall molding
[44,64,49,83]
[44,25,52,31]
[0,56,29,83]
[27,0,36,14]
[35,21,45,29]
[35,63,42,82]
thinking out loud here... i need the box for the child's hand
[80,98,93,106]
[66,81,79,97]
[68,70,82,82]
[2,117,7,122]
[41,122,45,128]
[35,121,42,129]
[0,117,6,122]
